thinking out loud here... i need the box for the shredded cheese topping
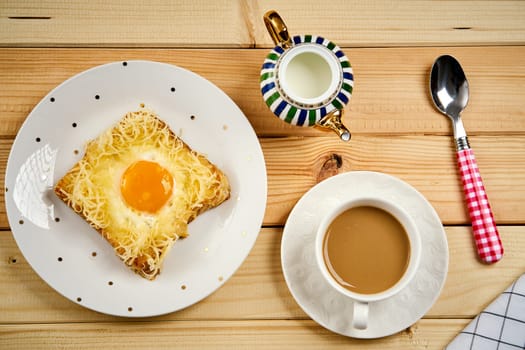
[54,110,230,280]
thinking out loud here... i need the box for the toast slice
[54,109,230,280]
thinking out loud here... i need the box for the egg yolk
[120,160,173,214]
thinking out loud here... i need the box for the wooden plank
[0,319,469,350]
[1,227,524,323]
[0,139,6,229]
[261,135,525,226]
[1,3,522,349]
[0,0,253,48]
[1,134,524,229]
[2,1,525,48]
[253,0,525,47]
[0,47,524,139]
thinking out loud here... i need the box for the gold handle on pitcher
[263,10,293,49]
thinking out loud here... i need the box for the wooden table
[1,1,524,348]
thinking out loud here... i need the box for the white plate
[281,171,448,338]
[5,60,267,317]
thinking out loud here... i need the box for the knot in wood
[317,153,343,182]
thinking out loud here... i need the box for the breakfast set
[4,9,511,341]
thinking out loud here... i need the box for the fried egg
[54,109,230,280]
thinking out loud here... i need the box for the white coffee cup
[314,197,421,330]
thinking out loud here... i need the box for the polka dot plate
[5,60,267,317]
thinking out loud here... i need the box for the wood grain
[253,1,525,48]
[0,0,253,48]
[0,319,469,349]
[0,47,524,139]
[1,2,525,348]
[261,135,525,226]
[1,1,524,48]
[1,227,524,324]
[2,134,524,228]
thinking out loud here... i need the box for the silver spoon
[430,54,503,264]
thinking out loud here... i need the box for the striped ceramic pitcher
[260,10,353,141]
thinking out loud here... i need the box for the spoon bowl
[430,55,470,120]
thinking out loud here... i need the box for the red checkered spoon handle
[457,148,503,263]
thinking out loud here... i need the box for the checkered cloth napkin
[446,273,525,350]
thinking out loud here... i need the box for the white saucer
[281,171,448,338]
